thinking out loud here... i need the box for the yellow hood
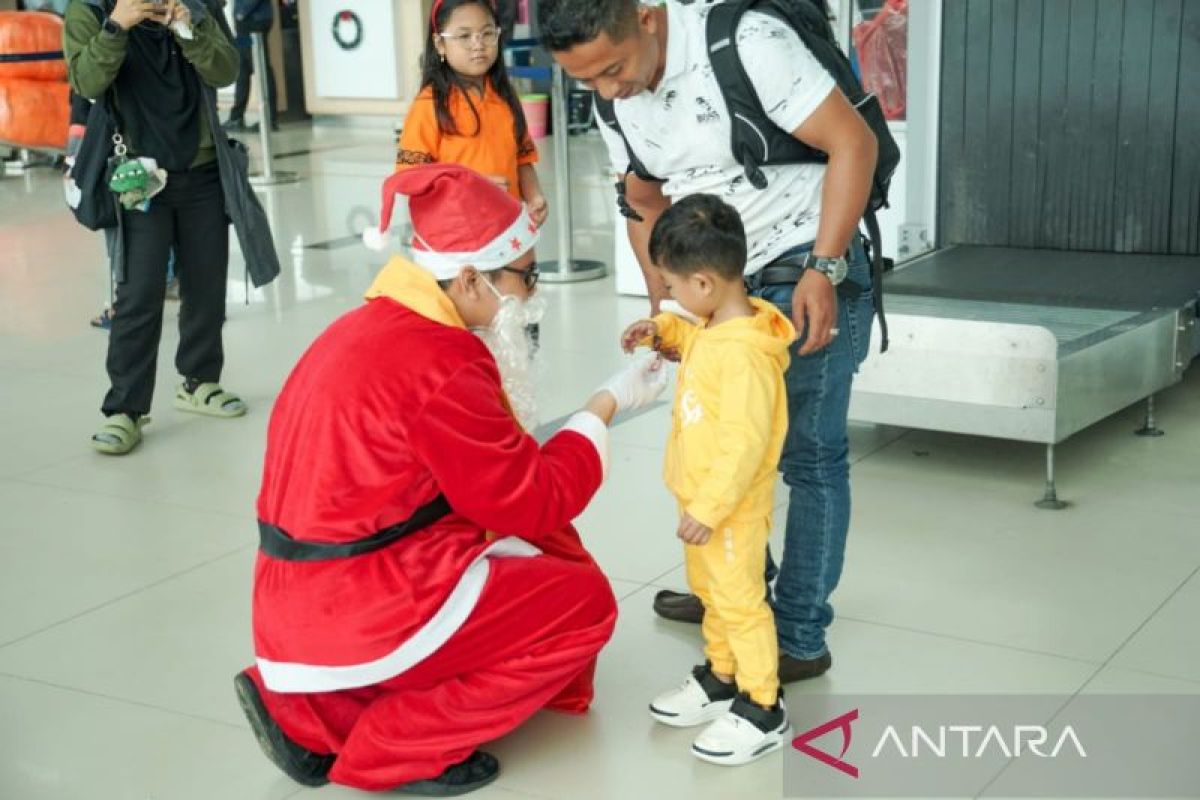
[364,255,466,330]
[700,298,796,371]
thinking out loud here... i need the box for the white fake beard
[478,294,546,432]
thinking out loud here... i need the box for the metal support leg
[1134,394,1165,437]
[537,63,606,284]
[1035,444,1068,510]
[248,33,297,188]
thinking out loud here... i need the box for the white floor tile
[0,674,295,800]
[0,479,247,647]
[0,549,256,727]
[1107,568,1200,684]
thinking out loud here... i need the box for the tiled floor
[1,123,1197,800]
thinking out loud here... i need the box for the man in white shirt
[540,0,878,686]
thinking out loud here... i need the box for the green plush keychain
[107,133,168,211]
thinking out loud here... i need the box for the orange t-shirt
[396,82,538,201]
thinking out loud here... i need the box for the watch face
[809,255,848,284]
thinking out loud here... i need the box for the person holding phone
[64,0,245,455]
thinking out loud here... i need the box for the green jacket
[62,0,239,168]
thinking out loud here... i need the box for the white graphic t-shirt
[597,0,836,274]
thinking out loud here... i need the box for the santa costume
[236,164,617,792]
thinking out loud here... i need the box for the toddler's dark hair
[648,194,747,280]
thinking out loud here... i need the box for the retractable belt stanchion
[540,63,606,283]
[247,32,297,187]
[506,51,607,284]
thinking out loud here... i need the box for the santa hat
[363,164,539,280]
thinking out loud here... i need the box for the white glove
[598,353,669,414]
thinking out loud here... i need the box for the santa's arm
[408,360,607,543]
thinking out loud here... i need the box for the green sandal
[91,413,148,455]
[174,382,247,418]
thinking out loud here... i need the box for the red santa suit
[242,166,616,791]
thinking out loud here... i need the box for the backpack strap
[707,0,891,352]
[593,93,663,222]
[861,209,890,353]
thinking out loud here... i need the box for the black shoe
[653,589,705,624]
[395,751,500,796]
[778,651,832,683]
[233,670,335,787]
[223,117,250,132]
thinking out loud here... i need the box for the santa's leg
[322,553,616,790]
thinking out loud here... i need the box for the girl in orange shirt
[397,0,548,227]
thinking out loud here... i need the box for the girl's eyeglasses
[438,28,501,47]
[500,265,540,290]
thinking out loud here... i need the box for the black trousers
[102,162,229,417]
[231,18,278,123]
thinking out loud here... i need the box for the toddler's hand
[620,319,658,353]
[677,513,712,545]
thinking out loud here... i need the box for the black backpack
[595,0,900,350]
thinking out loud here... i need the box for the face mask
[481,276,546,327]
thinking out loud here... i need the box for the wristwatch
[803,253,849,286]
[101,17,126,37]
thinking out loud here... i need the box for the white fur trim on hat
[409,204,538,279]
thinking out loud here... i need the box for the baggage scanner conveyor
[849,245,1200,508]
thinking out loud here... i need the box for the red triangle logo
[791,708,860,778]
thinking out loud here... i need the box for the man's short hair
[649,194,748,281]
[537,0,640,52]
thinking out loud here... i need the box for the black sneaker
[652,589,705,624]
[233,670,335,786]
[778,651,832,683]
[395,751,500,796]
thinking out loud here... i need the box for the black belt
[745,255,865,299]
[258,494,452,562]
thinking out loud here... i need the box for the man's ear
[638,4,657,35]
[457,266,482,298]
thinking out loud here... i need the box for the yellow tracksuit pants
[684,514,779,707]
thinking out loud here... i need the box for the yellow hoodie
[651,299,796,530]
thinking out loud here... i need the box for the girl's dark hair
[421,0,529,147]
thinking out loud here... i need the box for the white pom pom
[362,227,392,251]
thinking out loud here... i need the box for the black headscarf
[106,2,202,171]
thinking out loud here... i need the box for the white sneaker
[649,664,737,728]
[691,695,791,766]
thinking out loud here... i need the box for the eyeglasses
[500,264,539,290]
[438,28,501,47]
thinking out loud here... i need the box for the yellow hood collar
[364,255,467,330]
[703,298,796,369]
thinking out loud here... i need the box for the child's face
[436,3,500,81]
[658,268,720,320]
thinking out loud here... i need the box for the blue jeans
[749,237,874,660]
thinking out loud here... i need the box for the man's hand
[620,319,658,353]
[677,513,713,546]
[109,0,159,30]
[526,192,549,228]
[792,268,838,356]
